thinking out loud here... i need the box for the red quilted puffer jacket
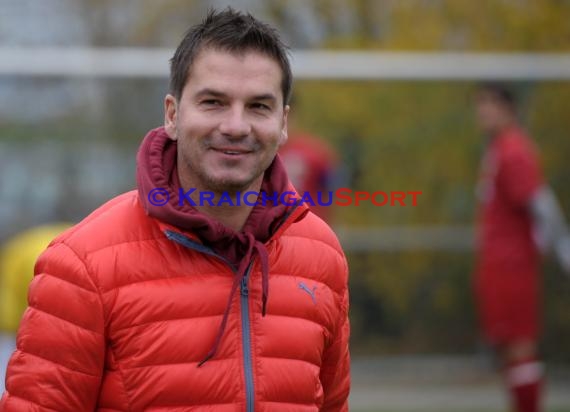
[1,129,350,411]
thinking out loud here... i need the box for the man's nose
[219,106,251,138]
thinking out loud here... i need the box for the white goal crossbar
[1,48,569,80]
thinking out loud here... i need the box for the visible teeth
[224,151,240,155]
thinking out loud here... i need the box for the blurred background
[1,0,570,411]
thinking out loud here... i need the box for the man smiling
[1,8,350,412]
[165,46,289,230]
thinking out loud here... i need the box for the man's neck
[179,174,262,232]
[197,198,255,232]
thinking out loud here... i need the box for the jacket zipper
[241,266,255,412]
[165,230,256,411]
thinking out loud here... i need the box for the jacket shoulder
[278,210,348,294]
[284,210,344,257]
[56,190,162,256]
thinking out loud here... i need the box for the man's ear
[279,104,290,146]
[164,94,178,140]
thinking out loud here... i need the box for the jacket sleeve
[320,258,350,411]
[0,241,106,411]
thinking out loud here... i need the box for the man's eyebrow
[194,88,227,99]
[194,89,278,104]
[251,93,277,102]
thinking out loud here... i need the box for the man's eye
[201,99,221,106]
[251,103,270,111]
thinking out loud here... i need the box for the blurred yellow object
[0,223,71,333]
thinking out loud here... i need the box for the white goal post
[1,47,570,80]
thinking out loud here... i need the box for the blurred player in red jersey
[474,83,570,412]
[279,102,339,223]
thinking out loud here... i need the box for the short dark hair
[477,82,517,110]
[169,8,292,105]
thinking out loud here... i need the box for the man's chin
[206,176,258,195]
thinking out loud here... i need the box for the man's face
[475,91,511,136]
[164,49,289,194]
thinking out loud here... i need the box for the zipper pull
[241,275,249,296]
